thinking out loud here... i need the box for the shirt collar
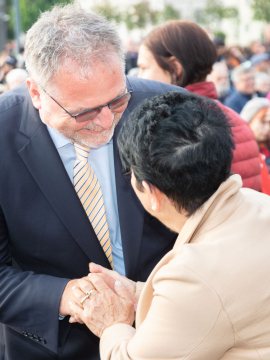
[47,125,113,149]
[47,125,71,150]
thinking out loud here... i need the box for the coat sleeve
[100,261,235,360]
[135,281,145,302]
[0,206,70,354]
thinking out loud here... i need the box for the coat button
[28,333,34,339]
[21,331,27,336]
[40,338,46,345]
[34,335,40,342]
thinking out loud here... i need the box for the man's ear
[169,56,182,84]
[26,77,42,110]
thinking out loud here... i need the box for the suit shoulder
[126,77,187,113]
[0,83,27,116]
[127,76,187,95]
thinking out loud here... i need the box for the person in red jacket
[137,20,262,191]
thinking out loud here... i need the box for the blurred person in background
[137,20,261,191]
[0,84,5,94]
[0,50,8,68]
[208,61,232,104]
[250,53,270,73]
[128,67,140,77]
[125,38,138,75]
[241,98,270,173]
[16,46,26,69]
[263,23,270,54]
[0,56,16,84]
[224,63,257,113]
[249,40,266,56]
[225,46,247,70]
[213,37,226,62]
[5,69,28,90]
[255,72,270,97]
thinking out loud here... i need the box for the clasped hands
[59,263,137,338]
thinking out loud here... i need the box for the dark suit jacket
[0,77,184,360]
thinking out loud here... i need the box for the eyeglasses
[40,76,134,123]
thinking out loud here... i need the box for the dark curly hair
[117,91,235,216]
[142,21,217,87]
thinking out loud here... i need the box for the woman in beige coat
[70,91,270,360]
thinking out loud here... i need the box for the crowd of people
[0,5,270,360]
[125,23,270,187]
[0,43,27,93]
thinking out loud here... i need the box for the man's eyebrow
[67,86,127,114]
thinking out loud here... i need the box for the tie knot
[74,143,90,162]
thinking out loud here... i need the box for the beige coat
[101,175,270,360]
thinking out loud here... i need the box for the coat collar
[136,174,243,327]
[185,81,218,100]
[174,174,243,248]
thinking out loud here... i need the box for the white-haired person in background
[208,62,232,104]
[241,97,270,173]
[254,72,270,97]
[224,63,257,113]
[5,68,28,90]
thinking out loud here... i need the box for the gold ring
[80,289,96,305]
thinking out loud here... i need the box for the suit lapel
[113,107,145,279]
[18,94,110,268]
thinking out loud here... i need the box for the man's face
[211,66,230,97]
[235,72,254,95]
[32,62,127,148]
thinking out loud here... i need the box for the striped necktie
[73,143,114,269]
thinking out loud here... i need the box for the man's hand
[59,277,95,324]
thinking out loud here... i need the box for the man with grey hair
[5,68,28,90]
[208,62,231,104]
[0,3,183,360]
[254,72,270,97]
[224,63,257,114]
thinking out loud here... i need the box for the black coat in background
[0,77,184,360]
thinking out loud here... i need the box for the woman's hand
[89,263,136,297]
[69,265,137,324]
[70,273,136,338]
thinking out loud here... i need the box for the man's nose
[94,105,114,129]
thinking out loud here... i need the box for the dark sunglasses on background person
[39,76,134,123]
